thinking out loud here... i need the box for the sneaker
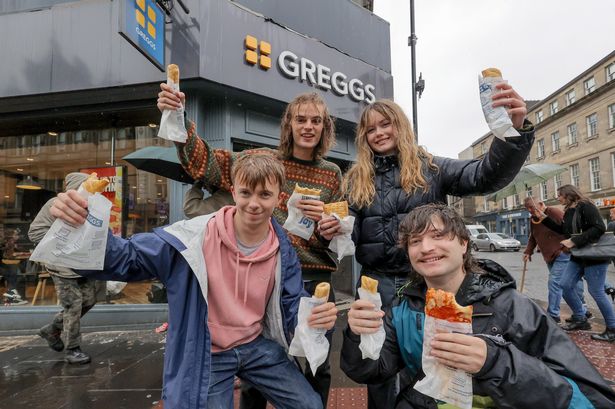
[591,328,615,342]
[7,298,28,305]
[3,289,22,300]
[561,319,591,331]
[38,328,64,352]
[565,311,593,323]
[65,347,91,364]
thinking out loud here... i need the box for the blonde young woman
[319,84,533,409]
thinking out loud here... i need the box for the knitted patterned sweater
[177,122,343,281]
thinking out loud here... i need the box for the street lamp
[408,0,425,141]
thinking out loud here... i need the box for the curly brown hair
[278,93,336,161]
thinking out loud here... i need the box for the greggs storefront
[0,0,393,330]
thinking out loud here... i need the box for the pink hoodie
[204,206,279,352]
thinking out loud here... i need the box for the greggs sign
[245,35,376,104]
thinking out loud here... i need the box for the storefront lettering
[278,50,376,103]
[135,26,156,51]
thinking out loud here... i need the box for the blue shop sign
[119,0,165,70]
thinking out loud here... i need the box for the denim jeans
[546,253,584,318]
[359,271,409,409]
[240,280,334,409]
[560,259,615,328]
[208,335,322,409]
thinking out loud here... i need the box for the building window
[565,89,576,106]
[513,193,520,207]
[612,153,615,187]
[535,110,544,124]
[537,138,545,158]
[570,164,580,187]
[551,131,560,152]
[567,123,578,145]
[526,187,533,198]
[589,158,601,191]
[607,62,615,83]
[501,198,508,210]
[554,173,562,193]
[609,104,615,129]
[584,76,596,95]
[540,182,548,200]
[586,113,598,138]
[480,141,487,155]
[549,100,559,115]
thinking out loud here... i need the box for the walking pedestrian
[540,184,615,342]
[523,197,588,323]
[29,172,96,364]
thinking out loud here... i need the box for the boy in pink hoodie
[49,154,338,409]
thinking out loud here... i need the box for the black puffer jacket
[352,128,535,276]
[341,260,615,409]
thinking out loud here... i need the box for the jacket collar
[373,154,398,172]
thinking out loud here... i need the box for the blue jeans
[546,253,584,318]
[560,260,615,328]
[359,272,409,409]
[208,335,322,409]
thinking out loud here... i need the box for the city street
[473,249,615,315]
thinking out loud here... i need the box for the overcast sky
[373,0,615,158]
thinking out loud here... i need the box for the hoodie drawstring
[243,263,252,304]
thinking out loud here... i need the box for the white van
[466,224,489,242]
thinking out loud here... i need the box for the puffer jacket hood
[65,172,89,190]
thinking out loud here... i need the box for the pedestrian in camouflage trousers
[28,173,96,364]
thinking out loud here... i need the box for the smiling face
[365,110,398,156]
[231,176,280,231]
[406,215,467,289]
[291,103,324,160]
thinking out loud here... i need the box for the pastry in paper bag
[357,276,386,360]
[289,283,330,375]
[323,201,355,260]
[158,64,188,143]
[30,173,112,270]
[283,184,321,240]
[478,67,520,140]
[414,288,474,409]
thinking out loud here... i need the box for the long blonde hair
[343,99,436,208]
[278,93,336,161]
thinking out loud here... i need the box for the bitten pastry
[323,201,349,218]
[294,183,321,197]
[360,276,378,294]
[82,173,109,194]
[424,288,473,323]
[167,64,180,83]
[314,282,330,299]
[481,67,502,78]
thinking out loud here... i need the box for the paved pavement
[1,251,614,409]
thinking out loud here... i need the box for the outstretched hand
[491,83,527,129]
[157,83,186,112]
[50,190,88,226]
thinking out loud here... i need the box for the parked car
[472,232,521,252]
[466,224,489,242]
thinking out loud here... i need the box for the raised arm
[157,82,235,191]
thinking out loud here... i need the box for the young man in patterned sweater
[157,87,343,408]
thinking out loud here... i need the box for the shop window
[1,124,171,307]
